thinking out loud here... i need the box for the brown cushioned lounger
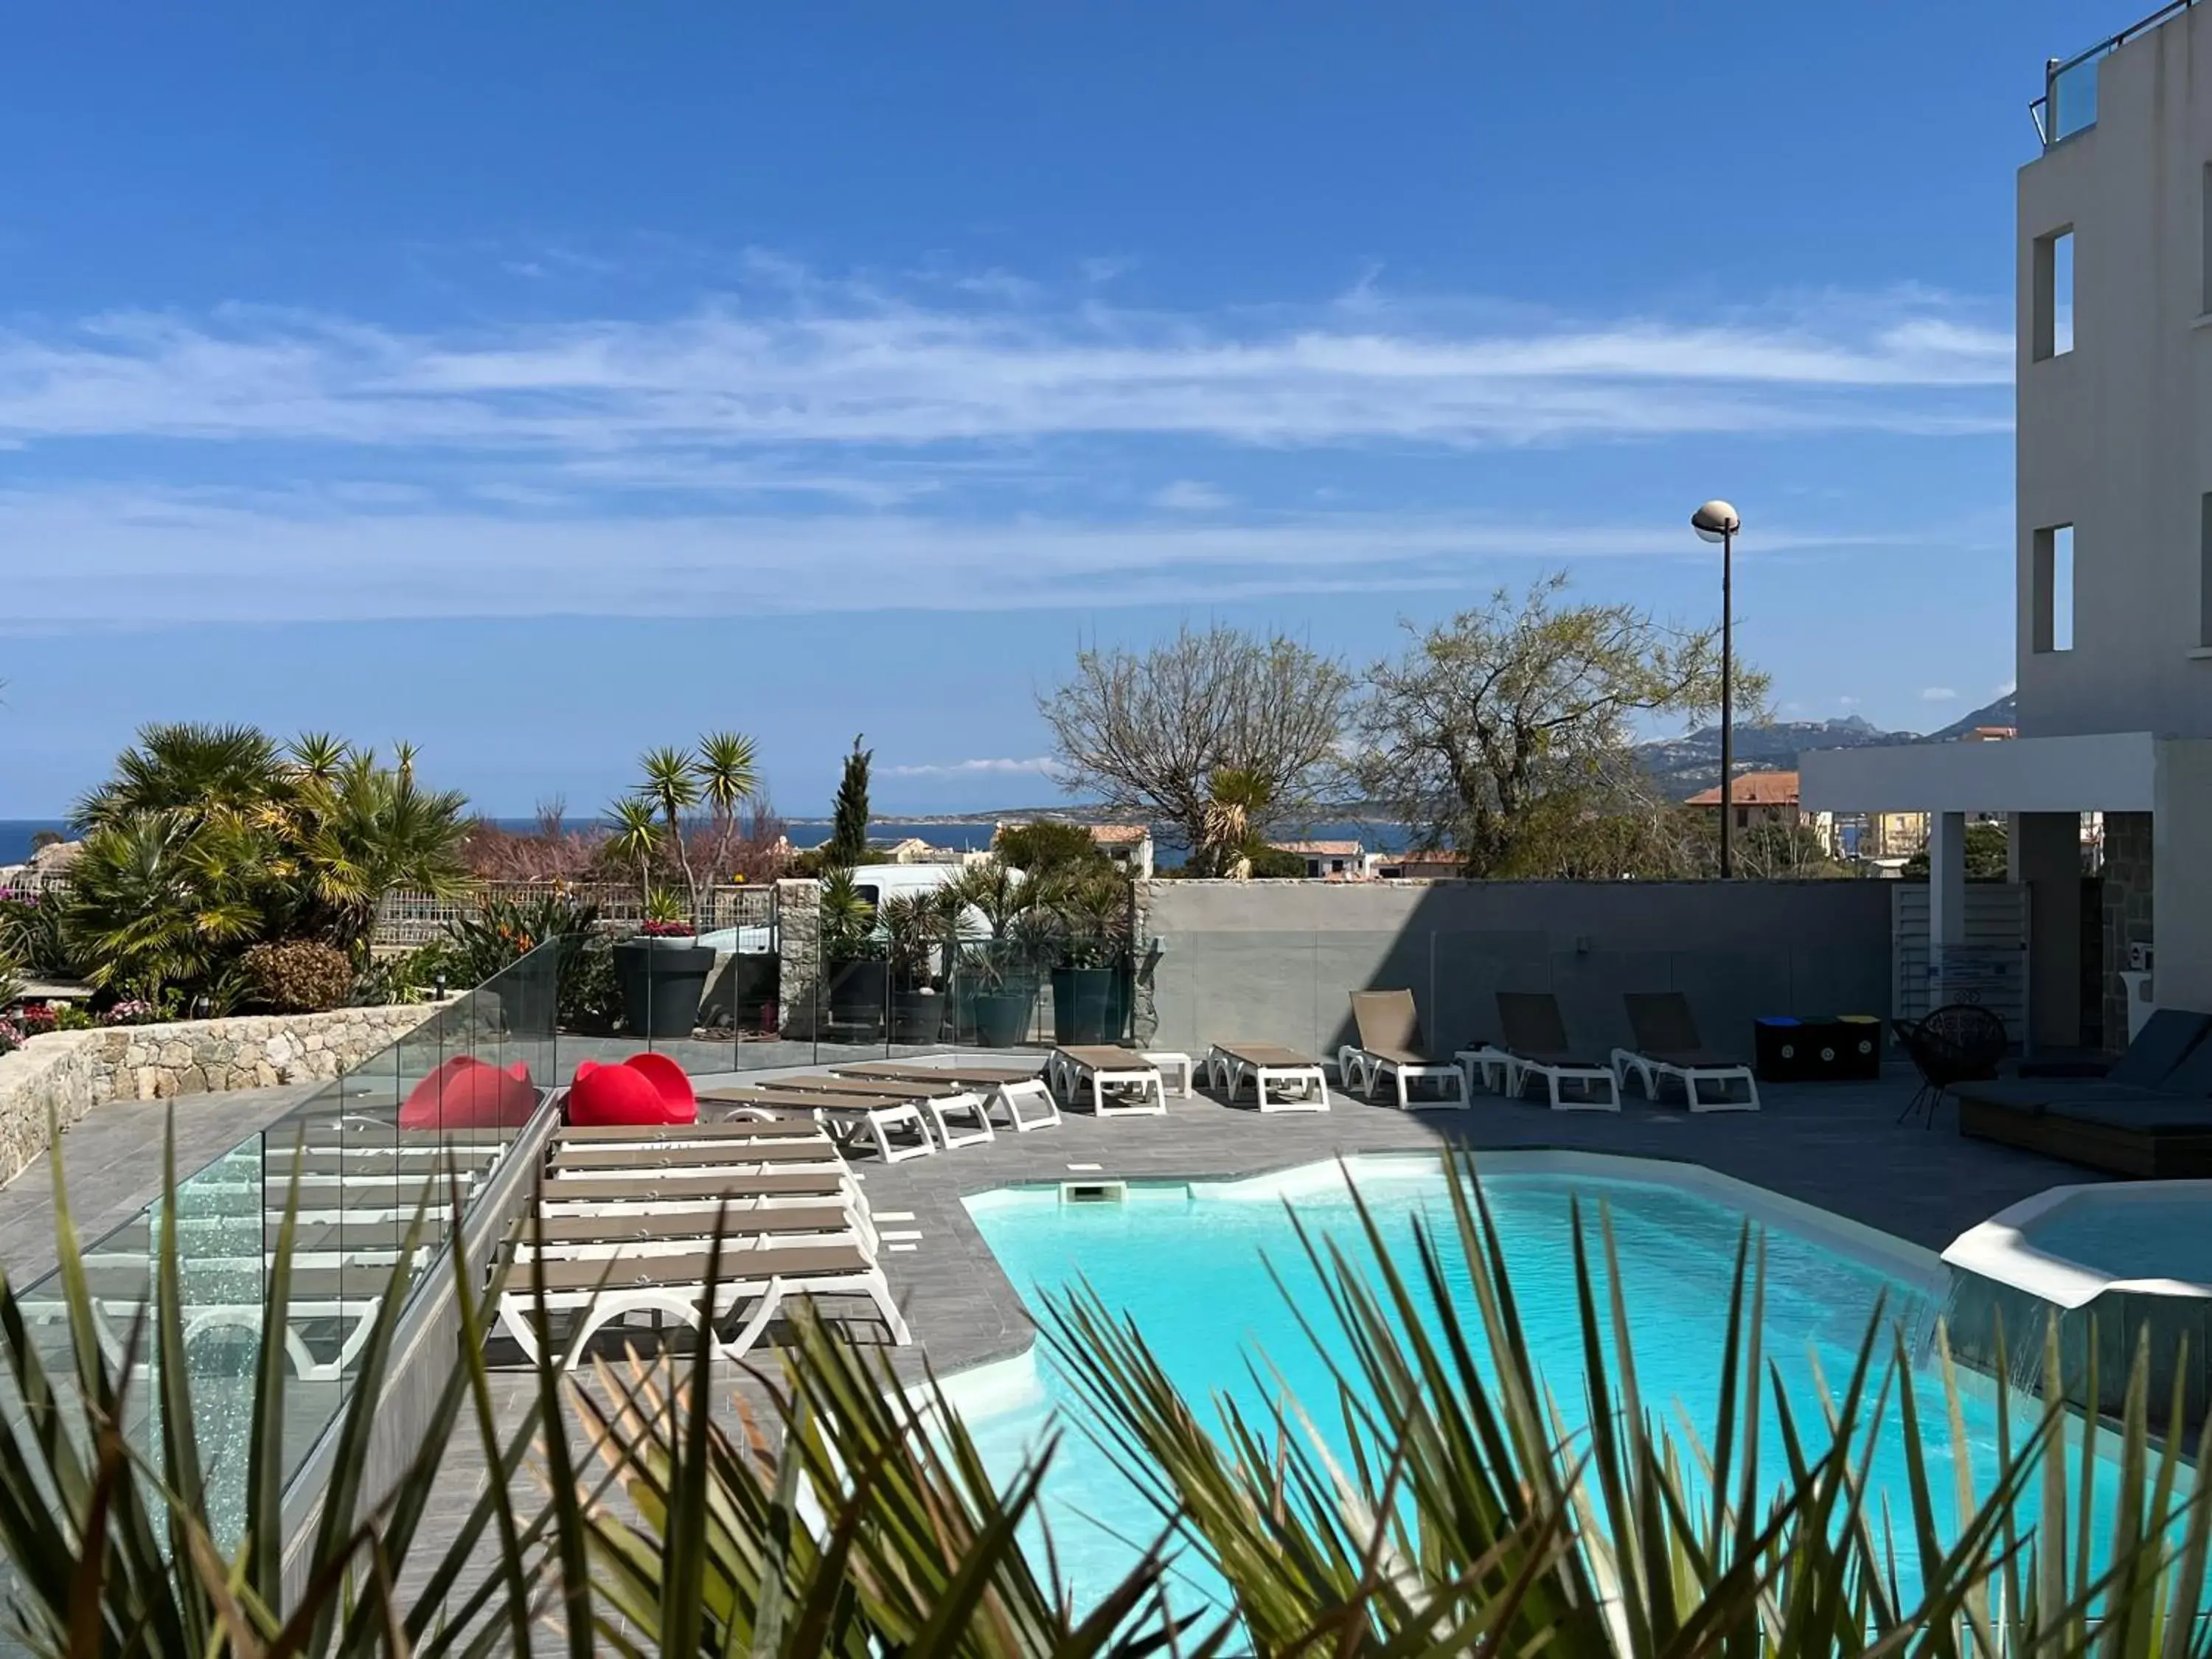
[1343,990,1468,1109]
[538,1169,849,1203]
[701,1085,940,1163]
[1203,1041,1331,1113]
[558,1118,827,1141]
[550,1138,838,1173]
[838,1061,1046,1085]
[518,1203,855,1248]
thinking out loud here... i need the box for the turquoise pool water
[959,1157,2136,1617]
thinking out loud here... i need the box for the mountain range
[1634,693,2017,800]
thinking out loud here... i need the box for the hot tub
[1942,1182,2212,1427]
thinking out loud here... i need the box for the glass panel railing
[2048,54,2101,143]
[18,941,560,1538]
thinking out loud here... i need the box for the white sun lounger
[1340,990,1471,1110]
[494,1240,910,1368]
[1610,992,1760,1112]
[1051,1046,1169,1116]
[698,1083,941,1162]
[835,1061,1062,1133]
[757,1074,1000,1150]
[1205,1041,1331,1112]
[1492,992,1621,1111]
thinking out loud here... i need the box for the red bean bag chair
[566,1057,668,1127]
[400,1055,537,1130]
[622,1051,699,1124]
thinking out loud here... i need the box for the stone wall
[774,877,821,1037]
[0,1004,437,1186]
[2102,810,2155,1050]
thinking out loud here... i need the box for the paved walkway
[0,1080,322,1289]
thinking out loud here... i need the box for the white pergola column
[1928,810,1968,1001]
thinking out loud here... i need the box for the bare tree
[1040,626,1352,874]
[1354,574,1769,877]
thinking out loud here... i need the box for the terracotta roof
[1685,770,1801,807]
[1270,840,1363,857]
[1388,849,1462,866]
[1087,824,1150,844]
[1967,726,2017,741]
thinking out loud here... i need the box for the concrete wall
[2154,738,2212,1013]
[2016,13,2212,740]
[1138,880,1893,1061]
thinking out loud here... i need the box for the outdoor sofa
[1952,1008,2212,1177]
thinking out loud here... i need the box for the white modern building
[1804,1,2212,1048]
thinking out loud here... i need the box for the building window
[2034,524,2076,653]
[2034,228,2075,360]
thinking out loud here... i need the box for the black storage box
[1754,1015,1882,1082]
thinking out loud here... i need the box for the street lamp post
[1691,500,1742,879]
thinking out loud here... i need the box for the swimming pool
[957,1153,2138,1616]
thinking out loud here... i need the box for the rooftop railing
[2031,0,2201,147]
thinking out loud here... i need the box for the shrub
[994,818,1107,874]
[0,1018,18,1057]
[349,942,446,1006]
[97,998,160,1026]
[238,939,355,1013]
[15,1004,56,1037]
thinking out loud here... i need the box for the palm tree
[695,730,759,828]
[1199,765,1271,877]
[291,751,473,955]
[283,730,351,787]
[72,722,290,833]
[638,746,705,925]
[606,796,662,907]
[62,812,262,997]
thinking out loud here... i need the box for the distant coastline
[0,812,1413,867]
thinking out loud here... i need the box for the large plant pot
[972,985,1034,1048]
[1050,965,1130,1045]
[891,986,945,1045]
[826,957,888,1035]
[613,938,714,1039]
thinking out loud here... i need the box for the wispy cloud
[1151,479,1231,511]
[0,271,2011,466]
[886,757,1060,779]
[0,486,1957,625]
[1920,686,1958,702]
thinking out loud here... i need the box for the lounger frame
[1206,1043,1331,1113]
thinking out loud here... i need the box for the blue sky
[0,2,2130,815]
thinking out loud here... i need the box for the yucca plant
[0,1110,573,1658]
[552,1291,1212,1655]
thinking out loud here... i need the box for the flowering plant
[100,999,160,1027]
[0,1020,19,1057]
[16,1004,56,1036]
[638,919,696,939]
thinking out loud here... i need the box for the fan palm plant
[289,750,473,955]
[72,723,291,835]
[61,811,263,998]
